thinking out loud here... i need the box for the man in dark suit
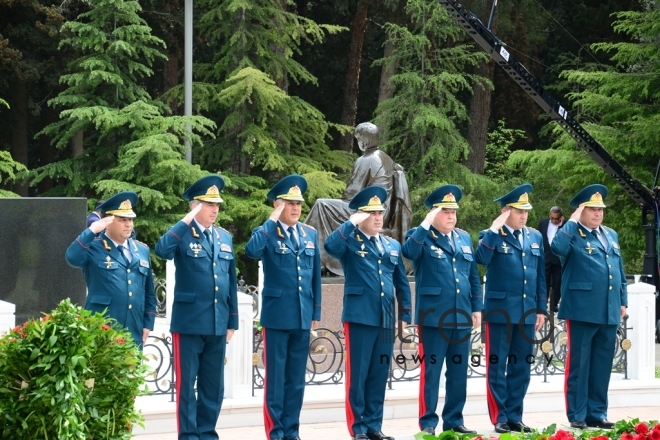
[155,175,238,440]
[401,185,482,436]
[537,207,565,312]
[551,184,627,430]
[324,185,412,440]
[474,183,547,434]
[245,174,322,440]
[66,191,156,349]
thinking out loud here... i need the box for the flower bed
[416,420,660,440]
[0,299,149,439]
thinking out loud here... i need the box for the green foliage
[0,150,27,197]
[508,3,660,273]
[484,119,526,183]
[374,0,490,183]
[0,299,148,439]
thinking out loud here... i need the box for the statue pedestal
[0,300,15,335]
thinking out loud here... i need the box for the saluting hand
[182,203,203,225]
[570,204,585,222]
[269,200,286,222]
[490,208,510,231]
[89,215,115,234]
[349,211,371,225]
[424,207,442,225]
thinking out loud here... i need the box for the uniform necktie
[288,226,299,252]
[204,229,213,253]
[445,233,455,251]
[591,229,605,249]
[513,229,522,246]
[370,236,383,256]
[117,245,131,265]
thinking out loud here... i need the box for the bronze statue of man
[305,122,412,275]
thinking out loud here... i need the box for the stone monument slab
[0,197,88,324]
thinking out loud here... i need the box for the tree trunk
[464,60,495,175]
[339,0,371,153]
[10,81,29,196]
[71,130,84,158]
[376,39,398,145]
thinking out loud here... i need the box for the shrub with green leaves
[0,299,149,439]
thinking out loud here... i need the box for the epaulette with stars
[300,223,316,231]
[134,239,149,249]
[526,226,540,233]
[455,227,469,234]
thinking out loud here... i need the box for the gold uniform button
[128,292,133,297]
[381,292,385,297]
[378,260,382,264]
[609,286,613,290]
[522,252,526,257]
[215,286,219,291]
[379,270,382,274]
[128,280,132,285]
[381,282,384,286]
[298,276,302,281]
[609,275,613,279]
[456,289,460,294]
[452,258,456,262]
[213,263,216,267]
[215,299,218,303]
[608,265,612,268]
[214,274,218,279]
[453,268,457,272]
[298,266,301,270]
[297,256,300,261]
[524,280,527,284]
[299,287,302,291]
[523,266,527,270]
[127,269,131,273]
[606,255,610,259]
[455,279,459,283]
[523,294,527,298]
[225,255,229,259]
[128,304,132,309]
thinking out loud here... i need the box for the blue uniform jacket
[245,219,322,330]
[324,220,412,328]
[155,221,238,335]
[475,227,547,325]
[66,229,156,345]
[402,226,482,328]
[551,221,627,325]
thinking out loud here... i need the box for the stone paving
[133,344,660,439]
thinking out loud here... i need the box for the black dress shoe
[451,425,477,434]
[421,427,436,435]
[587,419,614,429]
[509,421,532,433]
[366,432,395,440]
[570,420,587,429]
[494,422,511,433]
[352,435,369,440]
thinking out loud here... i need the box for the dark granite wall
[0,198,87,324]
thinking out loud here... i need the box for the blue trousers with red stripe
[418,326,471,431]
[564,320,617,423]
[485,322,534,425]
[172,332,227,440]
[262,327,310,440]
[344,322,394,436]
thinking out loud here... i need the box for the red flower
[633,434,646,440]
[593,436,609,440]
[41,315,51,322]
[649,429,660,440]
[102,324,110,331]
[555,430,575,440]
[115,337,125,344]
[473,437,483,440]
[637,423,650,435]
[621,433,635,440]
[653,425,660,434]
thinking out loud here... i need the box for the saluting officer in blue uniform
[324,186,412,440]
[155,175,238,440]
[551,184,627,430]
[66,191,156,349]
[401,185,482,436]
[245,175,322,440]
[474,184,547,434]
